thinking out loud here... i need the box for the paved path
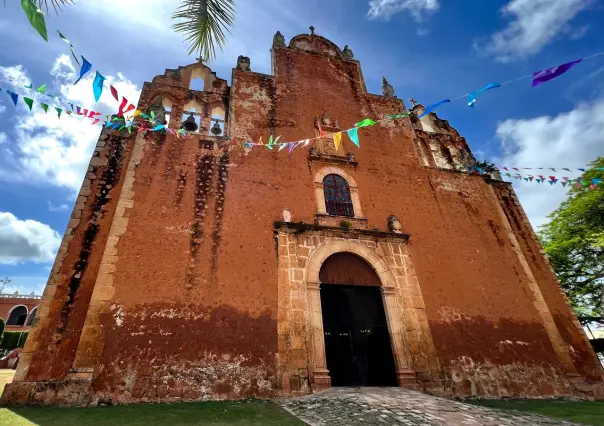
[279,387,580,426]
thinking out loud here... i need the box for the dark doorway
[320,284,398,386]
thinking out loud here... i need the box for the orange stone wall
[1,32,601,405]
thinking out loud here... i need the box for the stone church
[2,28,601,405]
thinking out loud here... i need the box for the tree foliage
[540,157,604,317]
[20,0,236,63]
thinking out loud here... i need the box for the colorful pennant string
[532,60,582,88]
[56,30,80,65]
[467,82,501,107]
[74,56,92,85]
[419,99,450,118]
[92,71,106,102]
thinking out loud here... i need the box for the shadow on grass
[469,399,604,426]
[0,400,305,426]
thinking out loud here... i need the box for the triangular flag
[117,98,128,116]
[503,167,509,171]
[36,84,46,94]
[513,167,519,171]
[347,127,360,147]
[549,176,556,181]
[550,178,558,184]
[6,90,18,106]
[333,132,342,151]
[92,71,106,102]
[578,168,586,172]
[562,168,571,172]
[92,119,100,125]
[523,178,529,182]
[549,168,556,172]
[24,83,33,89]
[23,97,33,111]
[278,143,287,152]
[549,181,555,186]
[21,0,48,41]
[593,178,602,185]
[562,177,569,182]
[505,172,511,177]
[288,142,295,154]
[74,56,92,85]
[532,59,582,87]
[40,103,49,113]
[110,85,119,101]
[535,179,542,183]
[538,175,545,180]
[56,107,62,118]
[76,106,82,115]
[123,104,135,117]
[355,118,376,128]
[528,176,534,182]
[419,99,450,118]
[467,82,501,107]
[561,182,568,187]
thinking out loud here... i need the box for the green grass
[470,399,604,425]
[0,370,303,426]
[0,401,305,425]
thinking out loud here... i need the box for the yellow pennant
[333,132,342,150]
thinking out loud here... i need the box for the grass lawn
[0,369,304,426]
[470,399,604,425]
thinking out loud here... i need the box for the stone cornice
[274,221,410,242]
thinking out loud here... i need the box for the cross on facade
[309,25,315,36]
[409,97,418,106]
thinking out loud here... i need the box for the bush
[0,318,4,338]
[0,331,28,351]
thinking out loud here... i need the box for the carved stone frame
[304,239,417,389]
[314,166,363,219]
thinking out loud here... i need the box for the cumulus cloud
[0,55,140,192]
[0,133,6,145]
[494,95,604,229]
[47,201,70,212]
[478,0,589,62]
[367,0,439,21]
[0,212,61,264]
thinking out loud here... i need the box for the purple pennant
[532,59,582,87]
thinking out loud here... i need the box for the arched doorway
[319,252,397,386]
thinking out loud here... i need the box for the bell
[210,120,222,136]
[181,114,198,132]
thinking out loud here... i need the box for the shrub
[0,331,28,351]
[0,318,4,339]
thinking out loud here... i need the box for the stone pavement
[279,387,580,426]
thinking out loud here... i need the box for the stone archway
[305,239,416,389]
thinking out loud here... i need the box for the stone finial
[283,209,292,222]
[388,215,403,234]
[149,96,166,125]
[342,45,354,60]
[409,97,419,106]
[273,31,286,48]
[382,77,395,98]
[236,55,251,71]
[309,25,315,36]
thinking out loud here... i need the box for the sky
[0,0,603,295]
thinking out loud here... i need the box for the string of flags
[468,166,604,190]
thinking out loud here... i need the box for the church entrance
[319,253,398,387]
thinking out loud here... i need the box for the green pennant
[55,107,62,118]
[21,0,48,42]
[23,97,34,111]
[40,103,49,113]
[36,84,46,94]
[24,83,33,89]
[355,118,376,128]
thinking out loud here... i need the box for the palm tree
[25,0,235,63]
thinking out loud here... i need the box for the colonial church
[2,28,601,405]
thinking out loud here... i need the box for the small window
[323,174,353,217]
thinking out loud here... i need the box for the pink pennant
[110,85,119,101]
[123,104,135,116]
[549,176,556,181]
[91,118,100,125]
[288,142,295,154]
[513,167,519,171]
[117,98,128,116]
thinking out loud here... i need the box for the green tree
[24,0,235,62]
[540,157,604,317]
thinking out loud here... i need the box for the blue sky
[0,0,603,295]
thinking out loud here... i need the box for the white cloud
[47,201,69,212]
[0,133,6,145]
[0,105,6,115]
[367,0,439,21]
[0,212,61,265]
[0,55,140,192]
[479,0,589,62]
[0,64,32,87]
[1,276,48,296]
[495,95,604,229]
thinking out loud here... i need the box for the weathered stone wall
[2,31,600,405]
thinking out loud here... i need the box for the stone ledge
[0,379,93,407]
[274,221,410,241]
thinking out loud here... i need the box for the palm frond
[32,0,74,14]
[172,0,235,63]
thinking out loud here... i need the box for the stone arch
[25,305,39,326]
[313,166,363,218]
[6,305,28,326]
[305,239,413,389]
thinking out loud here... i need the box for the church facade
[1,29,602,406]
